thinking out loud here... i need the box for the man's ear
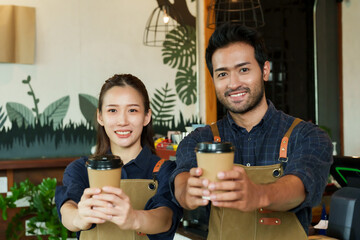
[144,109,152,127]
[263,61,271,82]
[97,109,104,126]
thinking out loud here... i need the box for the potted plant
[0,178,75,240]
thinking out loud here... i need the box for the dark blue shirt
[55,146,182,240]
[171,100,333,234]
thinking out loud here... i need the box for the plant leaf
[0,105,7,129]
[162,25,196,69]
[40,96,70,129]
[6,102,35,128]
[78,93,98,129]
[175,67,197,105]
[150,83,176,124]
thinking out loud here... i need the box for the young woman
[55,74,182,240]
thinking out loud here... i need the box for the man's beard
[216,81,265,114]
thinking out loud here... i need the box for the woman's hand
[74,188,112,230]
[91,186,140,231]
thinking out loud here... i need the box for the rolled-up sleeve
[55,157,89,221]
[284,122,333,212]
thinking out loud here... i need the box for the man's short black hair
[205,23,268,77]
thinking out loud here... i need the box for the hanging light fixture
[143,4,183,47]
[207,0,265,29]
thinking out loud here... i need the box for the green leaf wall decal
[79,93,98,128]
[0,105,7,129]
[6,102,35,128]
[176,67,197,105]
[150,83,176,124]
[40,96,70,128]
[162,25,196,69]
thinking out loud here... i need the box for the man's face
[212,42,270,114]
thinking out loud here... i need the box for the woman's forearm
[131,207,173,234]
[60,200,90,232]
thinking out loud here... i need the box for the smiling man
[170,23,333,239]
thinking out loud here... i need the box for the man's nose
[228,73,241,89]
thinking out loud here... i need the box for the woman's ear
[143,109,152,127]
[97,109,104,126]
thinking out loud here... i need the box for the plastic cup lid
[195,142,234,153]
[86,154,123,170]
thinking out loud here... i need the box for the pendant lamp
[207,0,265,29]
[143,4,183,47]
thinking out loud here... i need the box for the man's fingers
[189,167,203,177]
[217,166,245,180]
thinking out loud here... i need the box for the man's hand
[207,166,305,212]
[174,168,210,210]
[207,166,264,212]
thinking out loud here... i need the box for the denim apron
[80,159,166,240]
[207,118,308,240]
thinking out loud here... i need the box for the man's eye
[129,109,138,113]
[217,72,227,78]
[240,68,249,73]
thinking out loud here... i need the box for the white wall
[0,0,197,128]
[342,0,360,156]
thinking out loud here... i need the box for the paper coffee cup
[86,154,123,188]
[195,142,234,183]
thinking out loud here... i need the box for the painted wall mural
[0,0,200,160]
[0,76,97,159]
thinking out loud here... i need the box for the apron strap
[279,118,302,161]
[152,158,166,181]
[210,122,221,142]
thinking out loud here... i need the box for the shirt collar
[107,145,152,171]
[129,145,152,170]
[225,99,277,133]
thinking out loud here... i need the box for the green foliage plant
[0,178,74,240]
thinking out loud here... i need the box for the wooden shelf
[0,157,77,189]
[0,157,76,170]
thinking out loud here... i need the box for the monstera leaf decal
[79,94,98,128]
[162,25,196,69]
[176,67,197,105]
[151,83,176,125]
[6,102,35,128]
[39,96,70,127]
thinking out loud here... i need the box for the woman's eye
[129,109,138,113]
[108,109,116,113]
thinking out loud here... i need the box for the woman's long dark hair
[94,74,156,156]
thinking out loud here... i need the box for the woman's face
[97,85,151,154]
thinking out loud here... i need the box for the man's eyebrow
[235,62,251,68]
[214,62,251,72]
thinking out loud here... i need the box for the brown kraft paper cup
[86,154,123,188]
[195,142,234,198]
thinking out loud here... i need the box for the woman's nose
[116,111,128,125]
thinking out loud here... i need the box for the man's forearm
[261,174,306,211]
[174,172,191,209]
